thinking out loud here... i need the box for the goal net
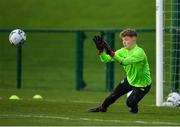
[156,0,180,106]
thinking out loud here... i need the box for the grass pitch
[0,88,180,126]
[1,0,179,126]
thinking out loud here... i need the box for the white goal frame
[156,0,164,106]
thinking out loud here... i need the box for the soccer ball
[163,92,180,107]
[9,29,26,46]
[167,92,180,103]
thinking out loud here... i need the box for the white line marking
[44,99,155,107]
[0,114,179,125]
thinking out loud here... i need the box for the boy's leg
[101,78,132,109]
[126,85,151,113]
[88,78,132,112]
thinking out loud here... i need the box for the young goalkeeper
[88,29,152,114]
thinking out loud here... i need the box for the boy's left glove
[103,40,115,57]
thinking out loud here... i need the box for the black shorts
[115,78,151,97]
[102,78,151,108]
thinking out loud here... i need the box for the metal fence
[0,28,155,91]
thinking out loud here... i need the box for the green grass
[0,88,180,126]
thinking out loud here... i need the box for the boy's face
[121,36,137,49]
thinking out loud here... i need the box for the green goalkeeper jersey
[99,44,152,87]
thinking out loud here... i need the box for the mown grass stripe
[0,114,179,125]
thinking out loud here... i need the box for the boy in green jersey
[88,29,152,113]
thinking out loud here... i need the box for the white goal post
[156,0,164,106]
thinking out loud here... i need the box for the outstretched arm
[112,48,145,65]
[99,46,145,65]
[99,51,114,63]
[101,37,145,65]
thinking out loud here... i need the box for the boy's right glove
[93,35,115,57]
[93,35,104,54]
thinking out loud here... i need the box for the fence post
[76,31,86,90]
[17,45,22,89]
[106,32,115,91]
[171,0,180,92]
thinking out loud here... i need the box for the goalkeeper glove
[103,40,115,57]
[93,35,104,54]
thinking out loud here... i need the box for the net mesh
[163,0,180,96]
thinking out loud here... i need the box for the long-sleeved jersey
[99,45,152,87]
